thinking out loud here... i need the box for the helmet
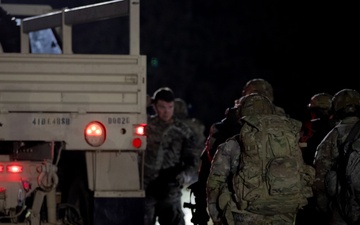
[242,78,274,102]
[308,93,333,110]
[237,93,275,118]
[174,98,188,119]
[332,89,360,113]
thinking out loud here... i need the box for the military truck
[0,1,147,224]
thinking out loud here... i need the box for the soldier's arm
[313,130,338,212]
[180,124,199,184]
[201,123,219,162]
[207,139,237,224]
[143,121,165,189]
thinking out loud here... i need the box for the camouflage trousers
[230,212,296,225]
[218,192,296,225]
[144,187,184,225]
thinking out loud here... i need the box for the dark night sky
[142,0,359,133]
[3,0,359,134]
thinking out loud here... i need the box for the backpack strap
[337,119,360,192]
[234,134,241,146]
[339,119,360,161]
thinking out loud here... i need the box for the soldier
[297,93,335,225]
[299,92,334,166]
[174,98,206,185]
[144,87,198,225]
[187,78,284,225]
[186,98,241,225]
[205,94,263,225]
[313,89,360,225]
[207,93,310,225]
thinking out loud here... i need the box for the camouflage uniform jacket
[181,117,206,184]
[275,105,286,117]
[194,108,240,213]
[183,117,206,153]
[203,107,241,162]
[144,115,197,191]
[313,116,360,213]
[299,117,335,166]
[207,136,241,224]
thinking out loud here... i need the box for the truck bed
[0,53,147,150]
[0,53,146,113]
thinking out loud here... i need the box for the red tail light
[7,165,23,173]
[84,121,106,147]
[0,165,3,172]
[132,124,146,148]
[22,180,31,192]
[132,138,142,148]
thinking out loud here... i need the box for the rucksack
[232,114,315,215]
[325,120,360,224]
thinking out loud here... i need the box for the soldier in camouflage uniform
[187,98,241,225]
[297,93,335,225]
[299,92,334,166]
[313,89,360,225]
[174,98,206,185]
[207,93,298,225]
[144,87,198,225]
[189,78,285,225]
